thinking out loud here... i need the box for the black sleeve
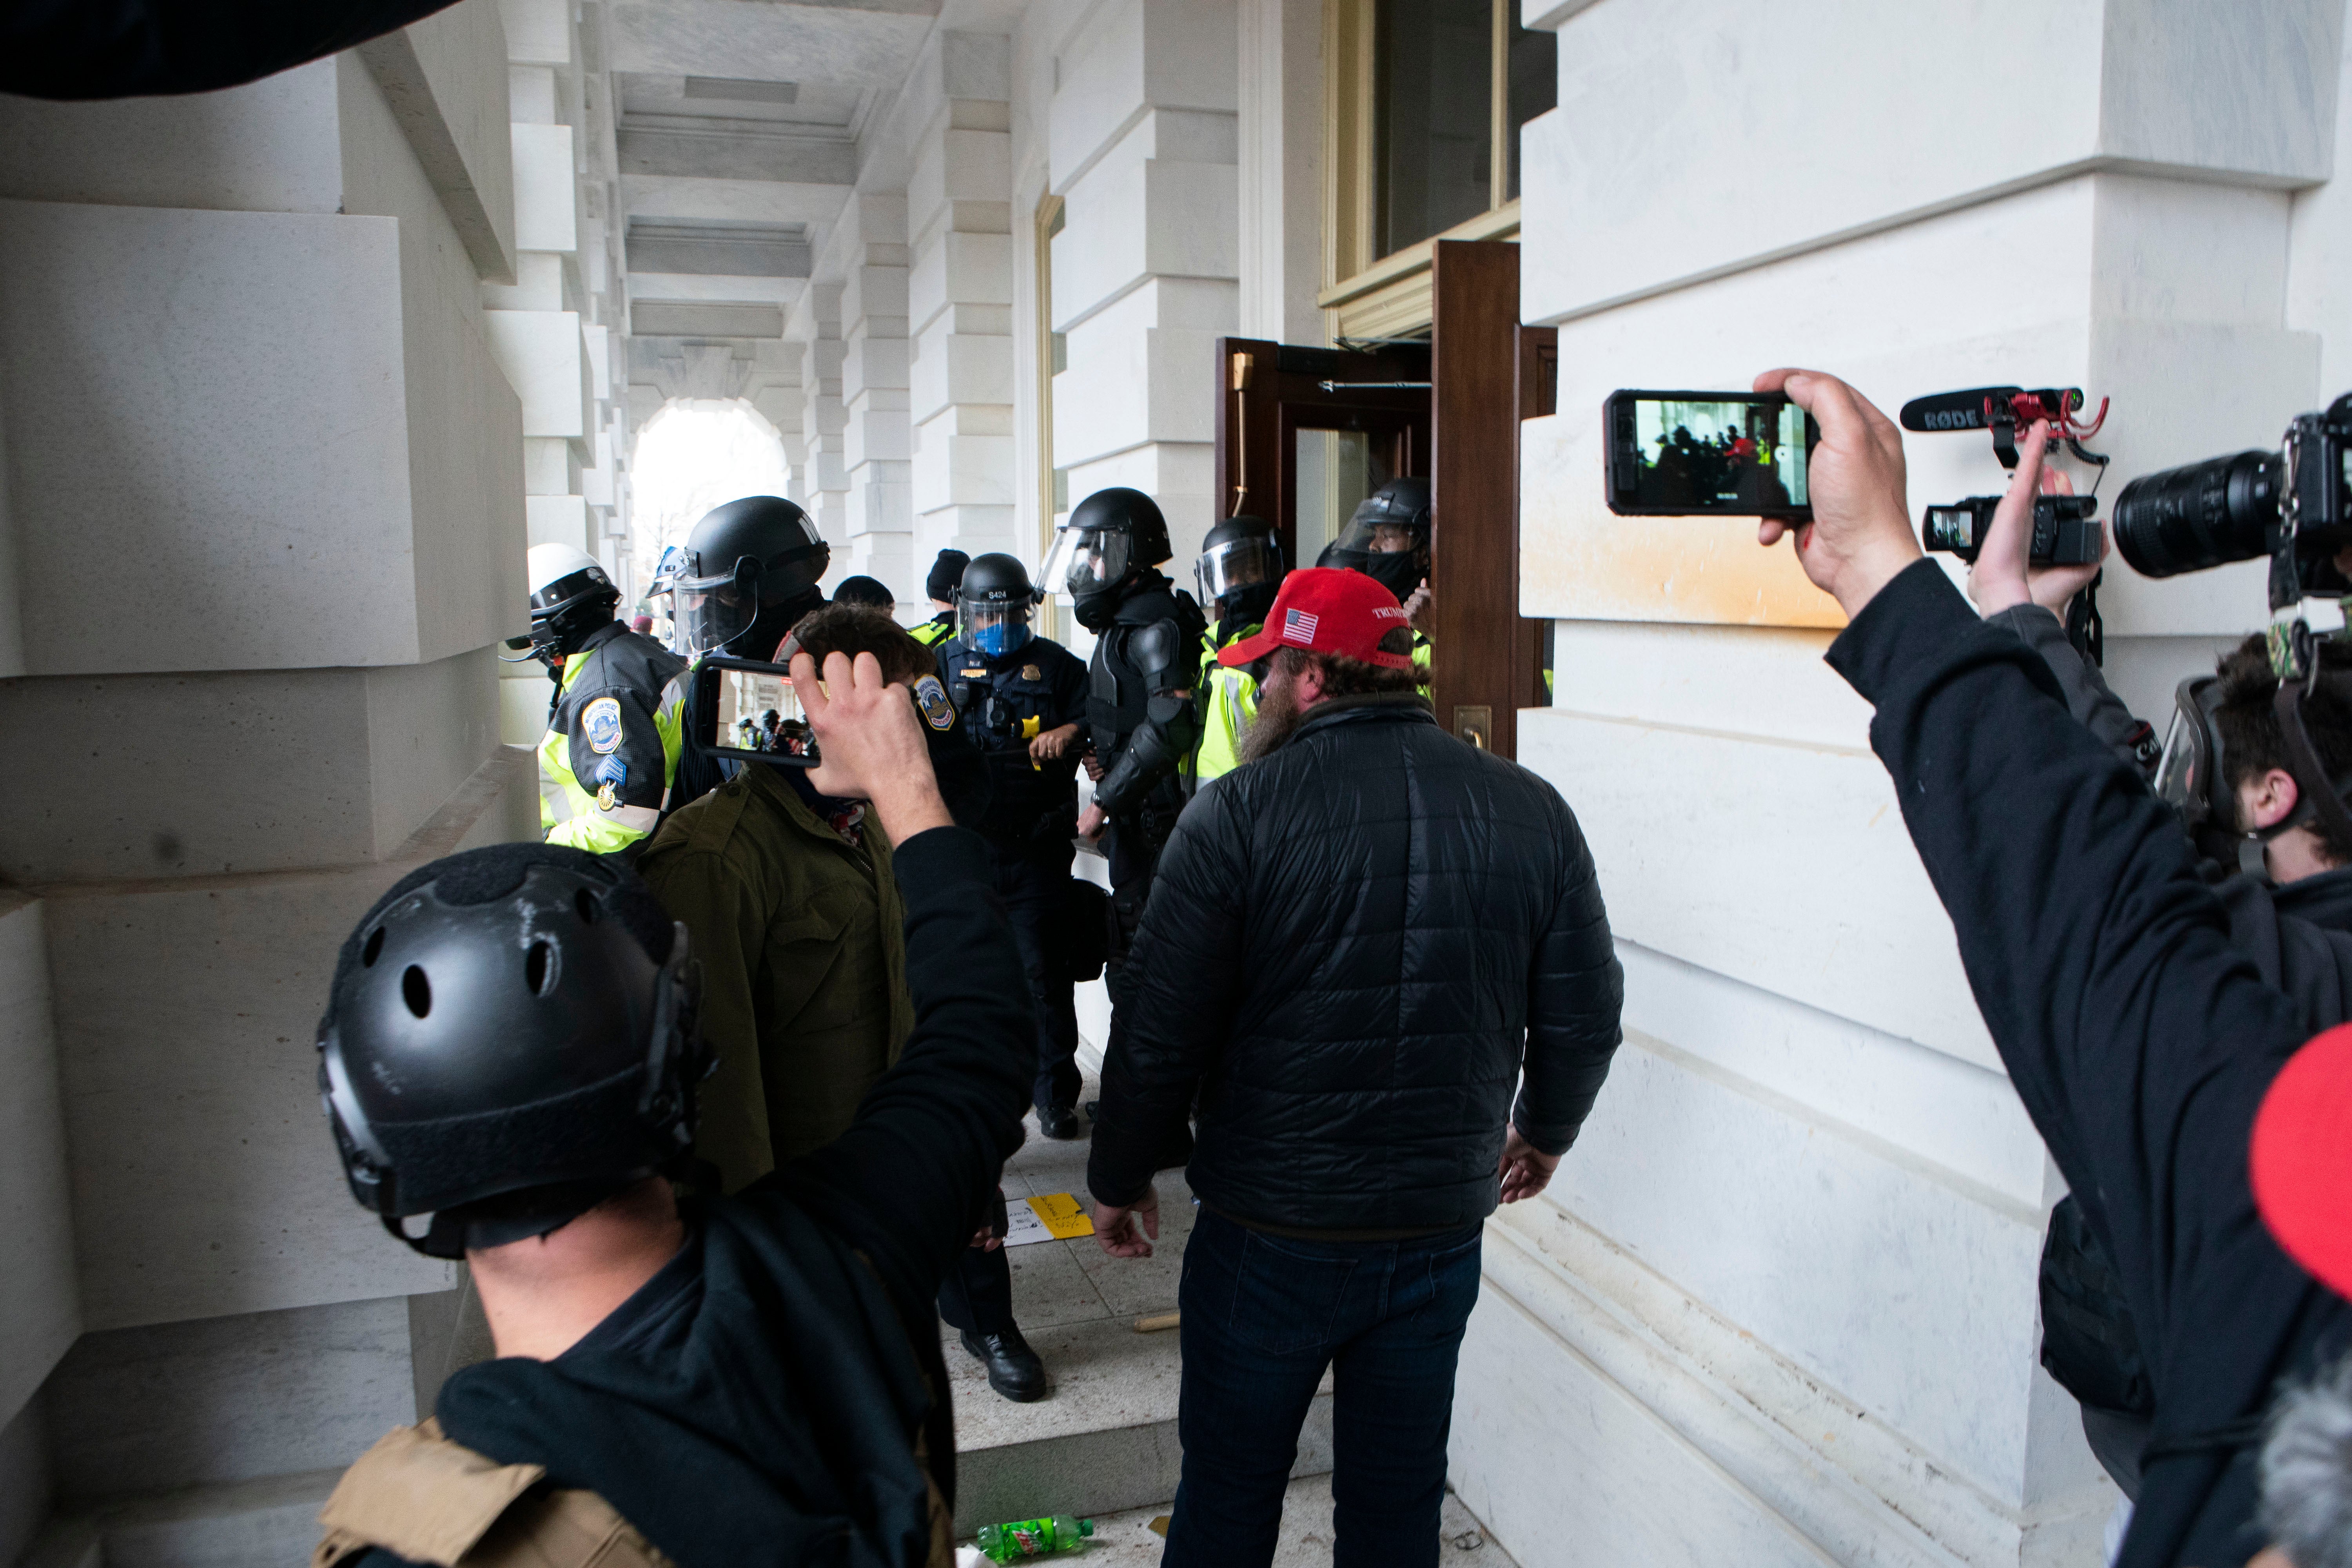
[1985,604,2158,780]
[1094,621,1203,815]
[1827,561,2332,1566]
[1087,787,1246,1206]
[1509,794,1626,1156]
[2,0,463,99]
[780,827,1036,1315]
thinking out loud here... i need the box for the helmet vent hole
[361,928,385,967]
[526,940,554,996]
[401,965,432,1018]
[574,888,599,924]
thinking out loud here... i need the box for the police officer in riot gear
[940,553,1091,1135]
[910,549,969,648]
[1321,478,1434,682]
[1045,488,1206,982]
[1190,515,1283,786]
[307,650,1038,1566]
[522,543,689,859]
[653,496,832,816]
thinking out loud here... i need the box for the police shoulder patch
[583,696,624,755]
[913,675,956,731]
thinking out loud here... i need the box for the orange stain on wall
[1519,417,1848,630]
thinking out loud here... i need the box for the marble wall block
[0,202,426,676]
[0,898,77,1428]
[45,1297,412,1499]
[45,757,534,1332]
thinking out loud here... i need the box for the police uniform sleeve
[550,683,670,853]
[636,844,776,1192]
[1093,619,1204,815]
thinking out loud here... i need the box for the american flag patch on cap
[1281,608,1319,644]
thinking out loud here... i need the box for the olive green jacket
[638,763,913,1192]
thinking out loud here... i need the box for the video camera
[1922,494,2103,566]
[2111,393,2352,681]
[1902,385,2113,661]
[1901,386,2112,568]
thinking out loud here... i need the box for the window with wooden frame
[1321,0,1555,341]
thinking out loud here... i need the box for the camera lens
[2113,449,2278,578]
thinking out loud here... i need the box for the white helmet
[528,543,608,603]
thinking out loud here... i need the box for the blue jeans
[1164,1207,1484,1568]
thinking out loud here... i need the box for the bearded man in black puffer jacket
[1085,566,1624,1568]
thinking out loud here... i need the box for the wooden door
[1430,239,1547,760]
[1213,338,1432,572]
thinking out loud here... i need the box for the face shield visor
[1042,526,1133,602]
[1196,535,1282,604]
[960,598,1034,659]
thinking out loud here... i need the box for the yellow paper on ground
[1026,1192,1094,1240]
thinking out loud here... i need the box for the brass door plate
[1454,705,1492,749]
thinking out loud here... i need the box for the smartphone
[690,655,820,768]
[1603,390,1820,518]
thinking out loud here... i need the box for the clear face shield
[2155,675,2228,830]
[1041,526,1132,601]
[666,573,761,659]
[959,598,1034,659]
[1196,535,1281,604]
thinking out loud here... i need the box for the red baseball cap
[1217,567,1414,670]
[2251,1022,2352,1298]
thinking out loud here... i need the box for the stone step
[947,1075,1334,1536]
[21,1468,338,1568]
[1015,1473,1525,1568]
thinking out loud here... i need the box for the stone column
[0,2,538,1555]
[1234,0,1321,345]
[1461,5,2352,1566]
[1045,0,1240,572]
[837,196,916,594]
[791,282,852,563]
[909,33,1018,601]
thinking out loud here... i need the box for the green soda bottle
[976,1515,1094,1561]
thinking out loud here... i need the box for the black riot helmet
[958,552,1042,659]
[316,844,709,1259]
[1196,515,1283,630]
[1044,488,1171,631]
[1330,477,1431,601]
[664,496,831,658]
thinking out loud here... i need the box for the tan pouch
[313,1422,671,1568]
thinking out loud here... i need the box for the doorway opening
[629,398,794,640]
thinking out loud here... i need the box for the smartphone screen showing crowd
[690,656,821,766]
[1603,390,1819,518]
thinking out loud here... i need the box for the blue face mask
[974,619,1032,659]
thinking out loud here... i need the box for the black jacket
[360,828,1034,1568]
[1831,563,2349,1568]
[4,0,463,99]
[1995,603,2352,1041]
[1087,694,1624,1232]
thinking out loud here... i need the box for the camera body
[1923,494,2103,566]
[2112,393,2352,676]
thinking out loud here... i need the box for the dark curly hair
[2212,632,2352,862]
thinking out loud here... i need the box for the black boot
[1038,1103,1083,1140]
[961,1327,1048,1402]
